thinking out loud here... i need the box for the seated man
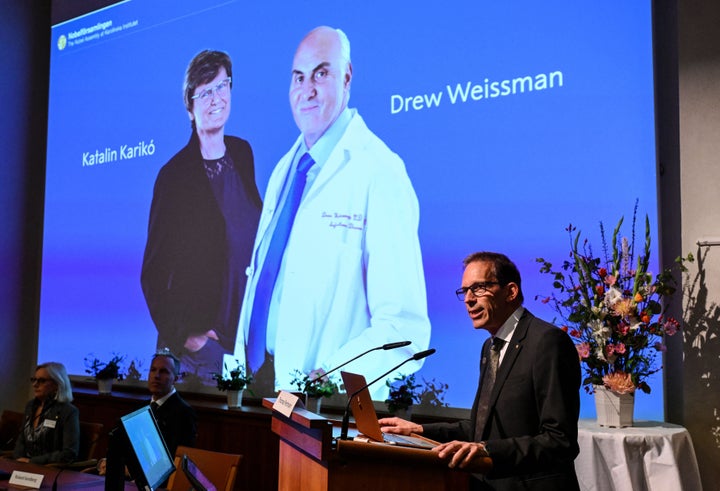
[100,350,196,474]
[147,349,197,456]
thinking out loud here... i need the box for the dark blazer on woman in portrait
[141,132,262,357]
[423,309,581,491]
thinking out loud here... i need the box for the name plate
[9,470,44,489]
[273,390,300,418]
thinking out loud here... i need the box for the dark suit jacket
[151,392,197,458]
[423,309,581,491]
[141,132,261,355]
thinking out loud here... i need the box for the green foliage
[211,360,253,391]
[290,369,338,399]
[84,353,126,380]
[384,373,449,413]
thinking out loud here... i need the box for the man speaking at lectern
[228,26,430,397]
[381,252,580,490]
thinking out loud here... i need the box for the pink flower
[576,343,590,359]
[604,274,617,286]
[605,344,615,357]
[663,318,680,336]
[308,368,328,383]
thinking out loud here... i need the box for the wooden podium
[263,398,476,491]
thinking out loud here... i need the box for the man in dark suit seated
[380,251,581,491]
[99,350,196,475]
[148,350,197,457]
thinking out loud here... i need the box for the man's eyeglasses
[191,77,231,103]
[30,377,50,384]
[455,281,501,301]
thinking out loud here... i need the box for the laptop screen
[341,371,387,442]
[182,454,217,491]
[119,406,176,490]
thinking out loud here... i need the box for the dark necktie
[150,401,159,413]
[474,337,505,441]
[246,152,315,373]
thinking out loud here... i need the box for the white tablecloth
[575,420,702,491]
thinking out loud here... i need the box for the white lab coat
[230,111,431,399]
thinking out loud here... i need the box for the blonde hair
[37,362,73,403]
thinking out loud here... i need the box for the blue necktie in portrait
[246,152,315,373]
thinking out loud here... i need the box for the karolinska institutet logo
[57,34,67,51]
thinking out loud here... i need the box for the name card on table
[9,470,44,489]
[274,390,301,418]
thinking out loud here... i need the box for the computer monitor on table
[105,405,175,491]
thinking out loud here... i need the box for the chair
[166,446,242,491]
[0,409,24,455]
[48,421,103,469]
[78,421,104,462]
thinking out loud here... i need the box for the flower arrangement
[211,360,253,391]
[385,373,449,413]
[290,368,338,399]
[84,353,126,381]
[536,206,692,395]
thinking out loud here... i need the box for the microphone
[339,348,436,440]
[307,341,412,384]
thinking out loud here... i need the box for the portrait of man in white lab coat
[228,26,431,398]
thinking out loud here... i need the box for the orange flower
[612,298,633,317]
[603,371,636,394]
[634,292,644,303]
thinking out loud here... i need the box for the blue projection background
[41,0,661,418]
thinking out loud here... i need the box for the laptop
[340,371,436,449]
[181,454,217,491]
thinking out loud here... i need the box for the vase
[97,378,113,394]
[226,389,243,408]
[305,396,322,414]
[594,385,634,427]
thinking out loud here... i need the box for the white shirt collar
[152,386,176,406]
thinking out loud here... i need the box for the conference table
[0,458,137,490]
[574,420,702,491]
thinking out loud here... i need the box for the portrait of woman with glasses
[13,362,79,464]
[141,50,262,385]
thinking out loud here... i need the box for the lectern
[263,398,482,491]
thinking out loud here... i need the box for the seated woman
[13,362,79,464]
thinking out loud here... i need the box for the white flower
[591,306,605,319]
[604,286,624,308]
[594,345,607,362]
[621,237,630,274]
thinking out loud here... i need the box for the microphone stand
[306,341,411,385]
[339,349,436,441]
